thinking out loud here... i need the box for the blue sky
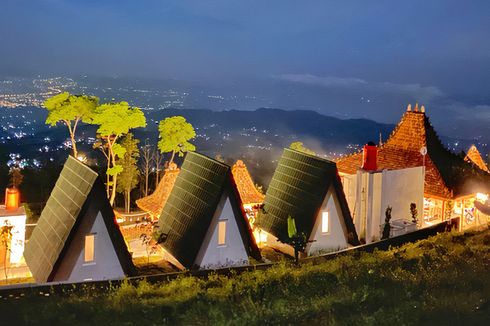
[1,0,490,137]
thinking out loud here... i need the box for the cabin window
[218,220,227,245]
[321,212,330,234]
[84,234,95,262]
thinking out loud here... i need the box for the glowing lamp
[77,154,87,163]
[5,188,20,210]
[476,193,489,203]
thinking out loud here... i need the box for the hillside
[1,227,489,325]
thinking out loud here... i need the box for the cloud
[275,74,444,102]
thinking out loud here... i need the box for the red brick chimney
[5,188,20,210]
[362,142,378,171]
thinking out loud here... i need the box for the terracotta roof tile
[231,160,265,205]
[465,145,489,173]
[136,163,180,219]
[337,110,456,199]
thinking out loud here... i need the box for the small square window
[218,220,227,245]
[321,212,329,234]
[84,234,95,262]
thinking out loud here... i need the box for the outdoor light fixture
[476,193,489,203]
[77,154,87,163]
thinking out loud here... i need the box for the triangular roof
[336,107,490,198]
[231,160,265,205]
[259,148,360,246]
[465,145,489,173]
[24,156,135,283]
[155,152,260,268]
[136,163,180,218]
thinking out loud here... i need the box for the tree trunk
[128,189,131,213]
[65,120,78,158]
[145,165,149,196]
[108,139,118,207]
[110,173,117,206]
[169,150,176,165]
[71,134,78,158]
[124,190,127,213]
[106,173,110,197]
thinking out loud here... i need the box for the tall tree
[43,92,99,157]
[158,116,196,164]
[8,168,23,188]
[153,147,165,185]
[139,139,152,197]
[289,141,316,156]
[91,102,146,206]
[117,133,140,213]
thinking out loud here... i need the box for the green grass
[2,227,490,325]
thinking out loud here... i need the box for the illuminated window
[218,220,227,245]
[84,234,95,262]
[321,212,329,233]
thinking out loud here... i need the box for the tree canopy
[116,133,140,213]
[43,92,99,157]
[91,101,146,206]
[92,102,146,138]
[158,116,196,164]
[289,141,316,156]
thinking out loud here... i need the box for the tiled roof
[465,145,489,173]
[259,148,359,245]
[136,163,180,218]
[336,108,490,198]
[231,160,265,205]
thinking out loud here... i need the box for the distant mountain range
[2,106,478,187]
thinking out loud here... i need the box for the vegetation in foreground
[1,227,489,325]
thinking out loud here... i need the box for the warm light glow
[218,220,226,245]
[77,154,87,163]
[322,211,329,233]
[5,188,20,210]
[84,234,95,262]
[253,229,268,246]
[476,193,489,202]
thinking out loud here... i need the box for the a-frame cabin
[24,156,135,283]
[258,148,360,257]
[155,152,260,270]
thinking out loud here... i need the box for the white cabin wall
[368,173,383,242]
[344,167,424,243]
[379,167,424,222]
[0,207,26,264]
[342,174,357,217]
[53,211,125,282]
[194,191,249,269]
[307,186,349,256]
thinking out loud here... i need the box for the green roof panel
[24,156,98,282]
[259,148,359,244]
[156,152,230,268]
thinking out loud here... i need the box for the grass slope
[2,227,489,325]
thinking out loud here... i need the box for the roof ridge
[186,151,230,169]
[67,155,98,178]
[284,148,337,165]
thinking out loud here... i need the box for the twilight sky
[1,0,490,138]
